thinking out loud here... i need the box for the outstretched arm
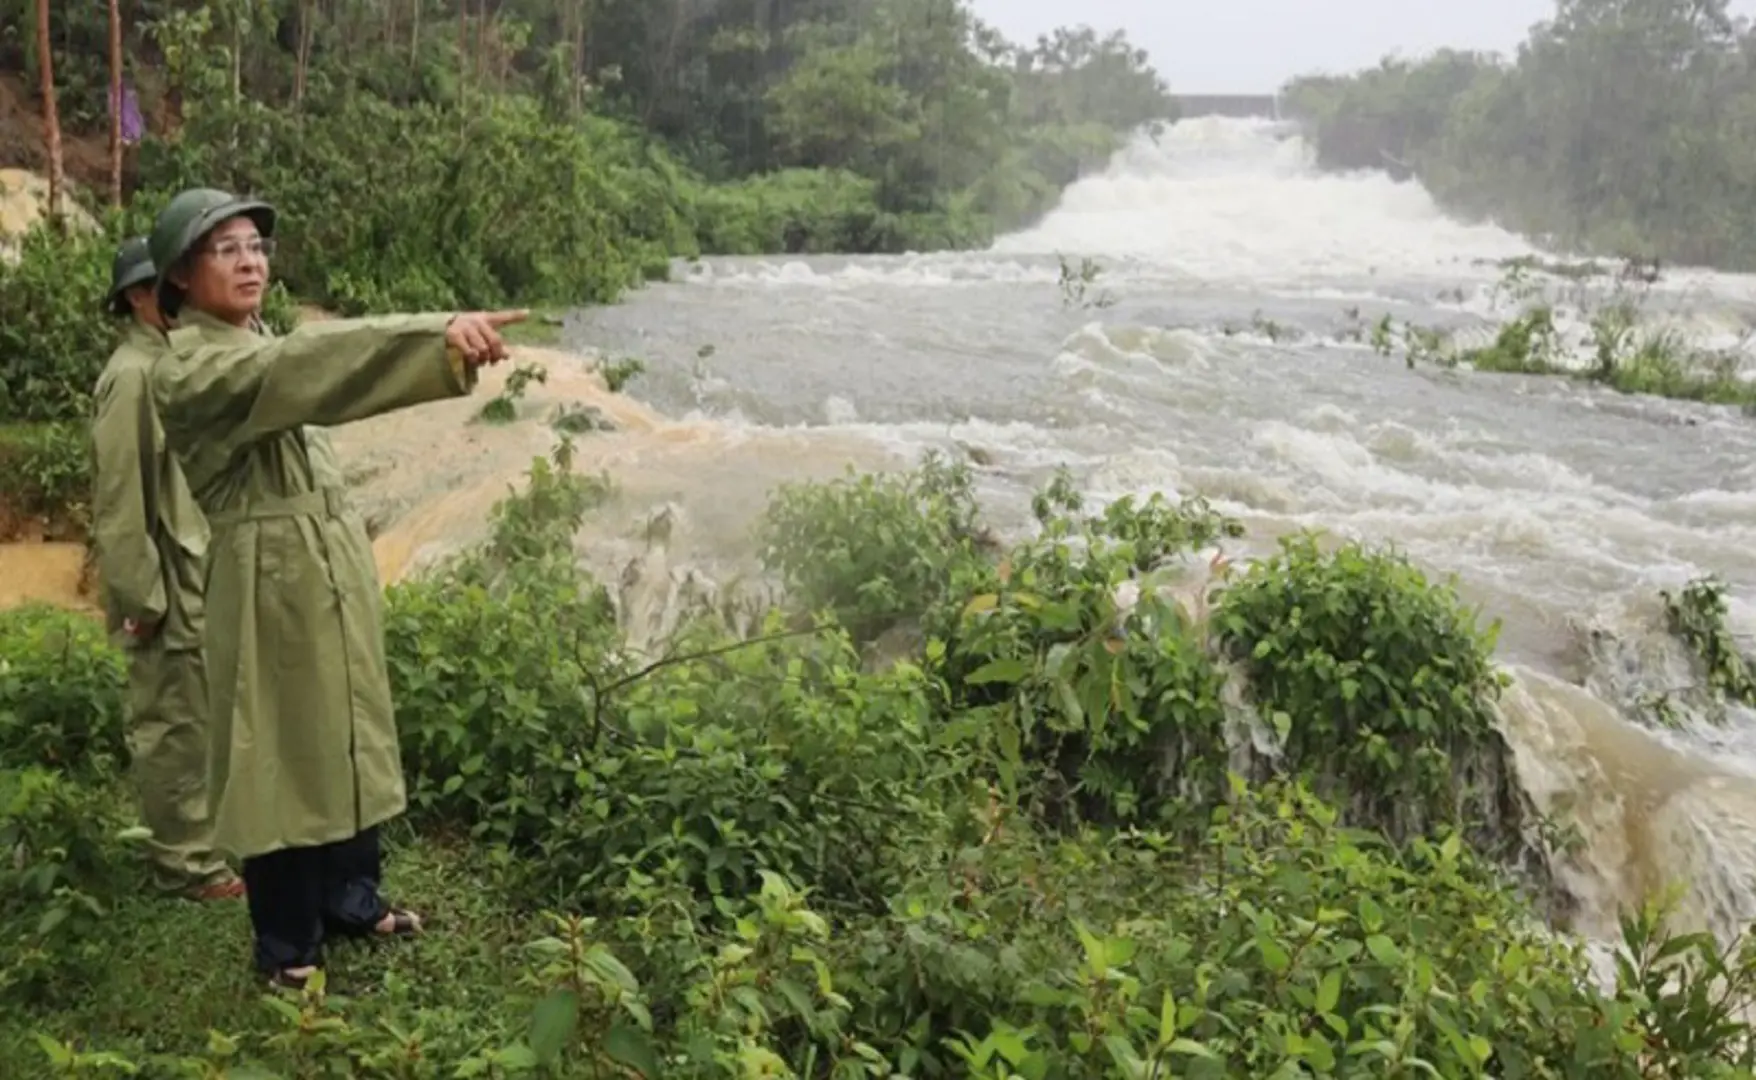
[154,314,482,462]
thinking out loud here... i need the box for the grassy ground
[0,826,539,1072]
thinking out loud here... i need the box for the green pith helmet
[148,187,277,314]
[106,236,156,317]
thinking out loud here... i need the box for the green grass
[0,826,537,1072]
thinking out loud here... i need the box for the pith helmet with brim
[106,235,155,317]
[148,187,277,315]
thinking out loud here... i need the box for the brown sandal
[185,877,246,902]
[267,967,315,992]
[375,908,422,937]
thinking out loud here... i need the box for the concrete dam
[1173,94,1282,119]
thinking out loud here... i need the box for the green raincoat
[92,322,210,649]
[150,308,475,859]
[91,321,231,889]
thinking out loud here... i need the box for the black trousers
[241,826,389,972]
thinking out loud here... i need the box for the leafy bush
[836,780,1756,1079]
[0,224,121,425]
[927,472,1243,827]
[0,424,93,539]
[0,767,141,1003]
[386,566,614,843]
[1214,533,1522,848]
[562,616,970,912]
[757,452,986,643]
[0,605,127,778]
[1662,574,1756,712]
[387,440,621,841]
[142,93,689,316]
[689,168,975,255]
[391,445,963,913]
[14,451,1756,1075]
[755,462,1525,848]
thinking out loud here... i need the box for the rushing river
[336,116,1756,955]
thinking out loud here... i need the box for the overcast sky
[966,0,1752,94]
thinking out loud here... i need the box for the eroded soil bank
[0,343,901,634]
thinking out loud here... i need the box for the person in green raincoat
[145,187,525,989]
[90,236,244,903]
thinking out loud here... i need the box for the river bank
[6,112,1756,1073]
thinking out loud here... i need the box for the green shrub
[1213,532,1519,847]
[0,423,92,538]
[141,93,688,316]
[385,558,622,848]
[387,440,622,844]
[756,462,1523,846]
[1661,575,1756,713]
[0,225,119,425]
[258,280,301,336]
[0,605,127,778]
[530,614,967,913]
[0,767,142,1003]
[14,452,1756,1076]
[836,779,1755,1079]
[926,472,1243,827]
[390,444,965,912]
[691,169,899,255]
[757,452,985,644]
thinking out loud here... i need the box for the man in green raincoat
[145,187,524,989]
[90,237,244,903]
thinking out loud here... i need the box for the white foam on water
[991,116,1535,283]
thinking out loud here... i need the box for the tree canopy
[1281,0,1756,269]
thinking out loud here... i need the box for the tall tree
[107,0,123,207]
[34,0,65,223]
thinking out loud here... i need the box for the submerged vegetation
[1358,262,1756,410]
[1661,575,1756,720]
[1186,254,1756,412]
[7,448,1756,1075]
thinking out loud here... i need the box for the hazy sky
[967,0,1751,94]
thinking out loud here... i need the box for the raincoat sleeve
[156,314,474,459]
[89,365,167,625]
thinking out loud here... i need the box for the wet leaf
[968,657,1030,685]
[604,1022,663,1077]
[529,988,579,1065]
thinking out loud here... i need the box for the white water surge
[340,116,1756,958]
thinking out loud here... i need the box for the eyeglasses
[202,237,277,262]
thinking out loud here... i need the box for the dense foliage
[6,450,1756,1076]
[6,0,1173,290]
[1279,0,1756,269]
